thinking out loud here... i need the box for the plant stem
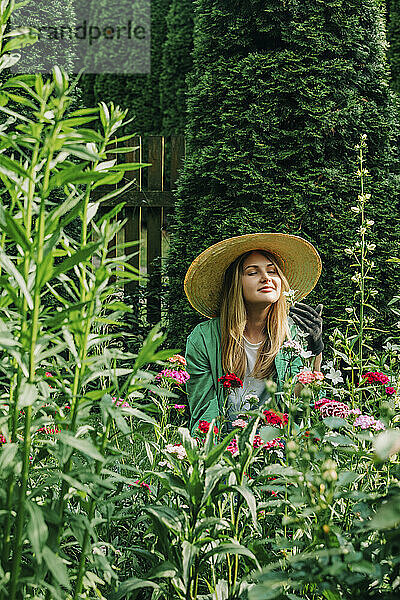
[73,418,111,598]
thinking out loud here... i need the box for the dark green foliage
[387,0,400,93]
[123,0,171,134]
[164,0,400,352]
[11,0,76,73]
[160,0,194,136]
[81,0,171,135]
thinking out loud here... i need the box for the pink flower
[349,407,361,415]
[319,401,350,419]
[156,369,190,385]
[264,438,285,450]
[226,437,239,456]
[133,480,151,492]
[232,418,247,429]
[297,371,324,385]
[282,340,303,354]
[353,414,385,431]
[112,397,130,409]
[45,372,53,377]
[36,426,60,434]
[167,354,187,366]
[253,434,264,448]
[314,398,331,409]
[253,435,284,450]
[385,387,396,395]
[174,404,185,411]
[0,434,6,444]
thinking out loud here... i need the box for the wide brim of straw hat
[184,233,322,318]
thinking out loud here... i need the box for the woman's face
[241,251,282,307]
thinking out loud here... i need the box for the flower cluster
[0,434,6,444]
[361,371,390,385]
[263,409,288,427]
[385,387,396,395]
[253,434,284,450]
[173,404,185,412]
[167,354,187,366]
[226,437,239,456]
[353,414,385,431]
[297,370,324,385]
[314,398,331,410]
[282,340,303,354]
[218,373,243,389]
[156,369,190,385]
[165,443,187,460]
[36,426,60,435]
[112,397,130,409]
[232,418,247,429]
[319,401,350,419]
[198,420,218,434]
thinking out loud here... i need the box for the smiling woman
[183,233,324,434]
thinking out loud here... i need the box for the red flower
[361,372,390,386]
[263,409,288,427]
[385,387,396,395]
[198,420,218,434]
[218,373,243,389]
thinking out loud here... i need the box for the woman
[183,233,324,435]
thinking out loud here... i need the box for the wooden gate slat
[124,137,142,296]
[91,135,185,326]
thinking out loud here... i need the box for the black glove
[289,302,324,355]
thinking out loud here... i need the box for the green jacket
[184,317,304,435]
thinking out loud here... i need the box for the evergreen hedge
[387,0,400,93]
[160,0,194,136]
[164,0,400,354]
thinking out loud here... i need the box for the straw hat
[184,233,322,318]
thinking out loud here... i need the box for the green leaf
[63,144,102,161]
[202,465,230,505]
[0,249,33,309]
[144,505,184,534]
[18,382,38,408]
[230,484,259,530]
[0,203,30,250]
[146,561,178,579]
[51,242,100,281]
[322,417,350,430]
[259,426,281,443]
[203,541,260,567]
[373,429,400,460]
[0,154,33,180]
[150,471,190,501]
[58,432,105,462]
[182,541,199,588]
[114,579,159,599]
[42,546,70,589]
[3,29,37,53]
[0,443,18,471]
[27,501,48,562]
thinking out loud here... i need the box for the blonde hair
[219,250,291,380]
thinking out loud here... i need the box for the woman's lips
[259,287,274,292]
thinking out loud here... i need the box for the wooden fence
[93,135,185,325]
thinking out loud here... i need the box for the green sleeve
[185,329,220,436]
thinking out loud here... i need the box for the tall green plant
[0,2,179,598]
